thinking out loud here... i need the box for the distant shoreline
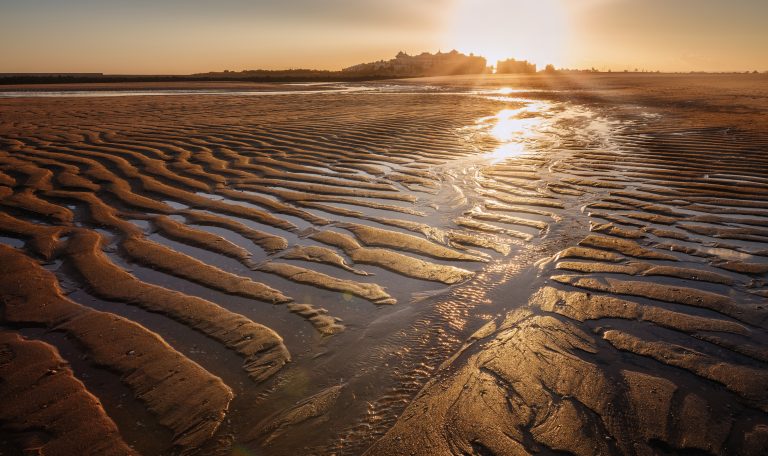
[3,67,766,88]
[0,72,764,93]
[0,73,397,86]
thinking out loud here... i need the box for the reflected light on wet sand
[490,108,540,141]
[478,103,546,163]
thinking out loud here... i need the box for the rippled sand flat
[1,74,767,455]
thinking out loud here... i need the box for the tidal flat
[1,73,767,455]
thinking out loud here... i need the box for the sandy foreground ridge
[1,73,767,455]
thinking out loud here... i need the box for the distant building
[495,59,536,74]
[343,51,487,77]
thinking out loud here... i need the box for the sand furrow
[151,215,253,264]
[311,230,473,284]
[62,230,291,382]
[603,330,768,410]
[259,261,396,305]
[0,211,68,260]
[339,222,486,262]
[180,209,288,253]
[120,235,288,303]
[280,244,372,276]
[0,332,137,456]
[0,244,233,449]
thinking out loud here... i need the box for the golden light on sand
[489,108,540,141]
[477,105,545,163]
[485,142,526,163]
[444,0,568,69]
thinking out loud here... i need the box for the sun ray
[443,0,569,70]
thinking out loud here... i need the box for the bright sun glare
[445,0,568,69]
[476,100,550,163]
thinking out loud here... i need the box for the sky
[1,0,766,74]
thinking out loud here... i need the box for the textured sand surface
[1,74,767,455]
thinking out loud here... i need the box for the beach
[1,73,767,455]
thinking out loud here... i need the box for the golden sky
[1,0,766,74]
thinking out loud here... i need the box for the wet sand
[1,73,767,455]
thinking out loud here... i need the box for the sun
[443,0,569,70]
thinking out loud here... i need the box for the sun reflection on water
[489,109,541,141]
[476,101,548,163]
